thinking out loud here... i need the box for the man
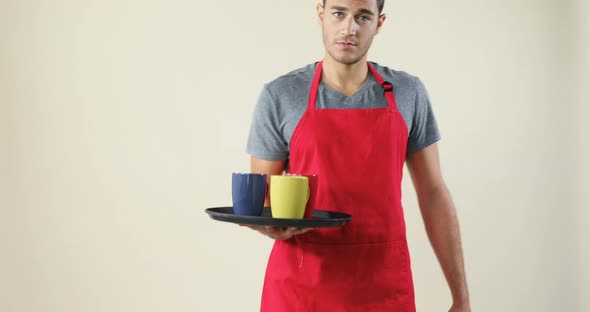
[244,0,470,311]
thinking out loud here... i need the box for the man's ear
[316,3,325,25]
[375,14,386,34]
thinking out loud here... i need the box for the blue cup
[232,173,267,216]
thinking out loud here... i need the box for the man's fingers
[277,227,313,239]
[295,227,313,234]
[282,227,312,234]
[238,224,314,240]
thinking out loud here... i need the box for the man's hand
[449,302,471,312]
[240,225,313,240]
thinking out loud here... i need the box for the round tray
[205,207,352,228]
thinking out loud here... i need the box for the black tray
[205,207,352,228]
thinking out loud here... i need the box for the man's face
[318,0,385,65]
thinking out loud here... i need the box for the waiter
[244,0,471,311]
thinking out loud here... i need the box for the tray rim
[205,206,352,228]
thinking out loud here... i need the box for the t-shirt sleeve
[407,77,441,154]
[246,85,290,161]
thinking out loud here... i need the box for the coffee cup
[270,175,309,219]
[232,173,267,216]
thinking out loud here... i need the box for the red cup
[284,173,318,219]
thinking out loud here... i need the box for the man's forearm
[418,184,470,305]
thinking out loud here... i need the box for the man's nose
[341,16,359,36]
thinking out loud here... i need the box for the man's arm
[406,143,471,311]
[245,156,313,240]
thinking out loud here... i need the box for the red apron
[261,61,415,311]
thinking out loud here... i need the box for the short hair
[322,0,385,14]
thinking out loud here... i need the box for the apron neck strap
[307,61,397,111]
[307,61,323,110]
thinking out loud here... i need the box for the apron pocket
[298,240,414,309]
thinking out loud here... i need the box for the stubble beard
[326,48,368,65]
[323,33,374,65]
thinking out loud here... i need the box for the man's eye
[333,12,344,17]
[357,15,370,21]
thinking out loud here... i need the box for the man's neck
[321,57,369,96]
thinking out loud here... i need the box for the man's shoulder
[264,63,315,94]
[370,62,423,92]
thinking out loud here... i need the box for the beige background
[1,0,588,311]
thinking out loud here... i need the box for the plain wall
[1,0,587,311]
[573,0,590,311]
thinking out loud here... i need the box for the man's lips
[336,41,357,47]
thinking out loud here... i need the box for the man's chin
[337,57,364,66]
[328,54,362,65]
[326,50,367,66]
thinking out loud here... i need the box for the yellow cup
[270,175,310,219]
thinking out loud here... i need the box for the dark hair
[322,0,385,14]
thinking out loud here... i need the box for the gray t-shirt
[246,62,441,161]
